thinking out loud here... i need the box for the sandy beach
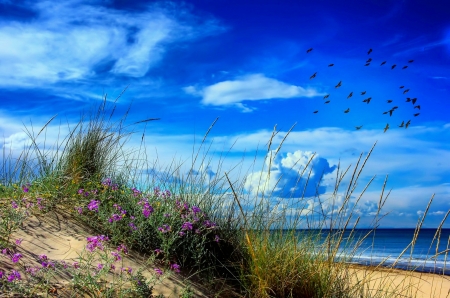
[348,264,450,298]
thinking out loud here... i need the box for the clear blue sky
[0,0,449,227]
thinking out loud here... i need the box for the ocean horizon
[292,229,450,275]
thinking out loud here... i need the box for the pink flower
[15,238,23,246]
[73,262,80,269]
[154,268,163,276]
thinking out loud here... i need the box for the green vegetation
[0,97,448,297]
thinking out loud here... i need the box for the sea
[296,229,450,275]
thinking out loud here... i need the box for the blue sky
[0,0,449,228]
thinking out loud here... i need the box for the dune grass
[0,97,448,297]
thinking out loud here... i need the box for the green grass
[0,97,448,297]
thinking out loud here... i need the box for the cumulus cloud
[185,74,323,112]
[0,0,223,87]
[244,150,336,198]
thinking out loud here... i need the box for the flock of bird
[306,47,421,132]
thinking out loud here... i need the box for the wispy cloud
[185,74,323,112]
[0,0,224,89]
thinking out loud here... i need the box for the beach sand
[347,264,450,298]
[1,208,210,297]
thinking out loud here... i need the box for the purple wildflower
[15,238,23,246]
[60,260,68,269]
[214,235,220,243]
[102,178,112,187]
[97,263,104,270]
[111,251,121,261]
[164,213,171,218]
[39,254,48,261]
[75,206,83,214]
[154,268,163,276]
[86,235,108,252]
[192,206,201,214]
[73,262,80,269]
[11,253,22,263]
[153,187,160,196]
[26,267,39,276]
[117,244,128,254]
[154,248,162,254]
[170,263,181,273]
[108,213,122,223]
[129,222,137,231]
[131,187,141,197]
[22,185,29,193]
[2,248,9,255]
[121,267,132,274]
[87,200,100,212]
[7,270,21,282]
[41,261,55,268]
[11,201,18,209]
[182,222,193,231]
[157,224,171,233]
[179,231,185,237]
[78,189,84,194]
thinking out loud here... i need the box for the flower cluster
[86,235,109,252]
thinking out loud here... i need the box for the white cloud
[0,0,223,87]
[186,74,323,112]
[244,150,336,198]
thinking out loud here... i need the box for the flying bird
[361,91,366,95]
[323,94,330,99]
[307,48,313,53]
[403,89,410,94]
[347,92,353,99]
[335,81,342,88]
[363,97,372,103]
[310,72,317,79]
[411,98,417,105]
[387,100,393,103]
[366,58,372,63]
[402,66,408,69]
[405,120,411,128]
[328,63,334,67]
[414,113,420,117]
[398,121,405,128]
[408,60,414,63]
[344,108,350,113]
[325,100,330,104]
[365,63,371,66]
[355,126,363,130]
[406,98,412,102]
[391,64,397,69]
[399,86,404,89]
[414,105,420,110]
[368,48,373,54]
[389,109,394,116]
[380,61,386,66]
[313,110,318,114]
[383,111,388,115]
[392,106,398,110]
[383,123,390,133]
